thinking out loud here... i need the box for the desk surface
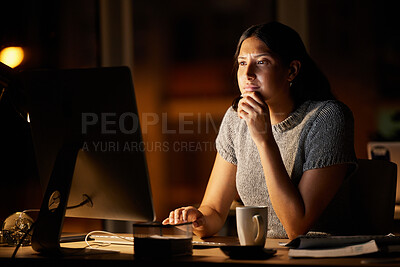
[1,235,400,267]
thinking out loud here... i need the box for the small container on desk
[133,222,193,259]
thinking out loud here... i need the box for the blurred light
[27,113,30,123]
[0,47,24,68]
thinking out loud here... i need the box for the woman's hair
[232,21,335,110]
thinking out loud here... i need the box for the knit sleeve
[215,107,238,165]
[303,101,357,172]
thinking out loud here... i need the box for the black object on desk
[220,246,277,260]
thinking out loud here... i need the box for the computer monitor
[19,66,155,255]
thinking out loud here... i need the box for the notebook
[285,234,400,258]
[285,234,400,249]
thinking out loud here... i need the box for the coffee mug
[236,206,268,246]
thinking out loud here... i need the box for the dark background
[1,0,399,231]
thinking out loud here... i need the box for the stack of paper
[286,235,400,258]
[288,240,378,258]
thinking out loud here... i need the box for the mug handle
[252,214,265,245]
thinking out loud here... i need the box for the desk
[1,236,400,267]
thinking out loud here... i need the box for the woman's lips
[243,85,259,92]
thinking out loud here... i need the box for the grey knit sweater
[216,100,357,238]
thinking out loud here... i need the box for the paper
[285,234,400,249]
[288,240,378,258]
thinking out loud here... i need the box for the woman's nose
[245,63,256,80]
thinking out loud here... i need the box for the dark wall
[0,0,99,223]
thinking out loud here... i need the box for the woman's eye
[238,61,246,66]
[258,60,268,64]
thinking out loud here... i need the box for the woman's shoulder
[224,106,238,117]
[302,100,355,141]
[217,106,241,136]
[310,100,354,123]
[221,106,241,124]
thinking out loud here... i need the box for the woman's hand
[162,206,206,228]
[237,92,273,145]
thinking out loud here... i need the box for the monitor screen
[19,66,155,253]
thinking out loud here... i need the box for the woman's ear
[288,60,301,82]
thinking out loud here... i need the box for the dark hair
[232,22,334,110]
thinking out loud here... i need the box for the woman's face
[237,36,290,102]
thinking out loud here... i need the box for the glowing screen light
[0,47,24,68]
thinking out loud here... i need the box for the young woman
[162,22,357,240]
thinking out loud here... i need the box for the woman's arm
[163,153,237,238]
[195,153,238,237]
[256,140,348,239]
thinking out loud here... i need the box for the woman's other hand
[162,206,205,228]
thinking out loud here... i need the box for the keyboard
[61,234,229,248]
[90,235,227,247]
[91,234,134,245]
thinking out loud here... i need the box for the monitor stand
[31,145,118,256]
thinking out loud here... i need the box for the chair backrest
[349,159,397,234]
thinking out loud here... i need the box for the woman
[163,22,357,239]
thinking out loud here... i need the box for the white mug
[236,206,268,246]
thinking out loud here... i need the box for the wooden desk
[1,236,400,266]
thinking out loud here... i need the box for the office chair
[349,159,397,235]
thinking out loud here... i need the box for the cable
[66,194,92,210]
[84,230,134,249]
